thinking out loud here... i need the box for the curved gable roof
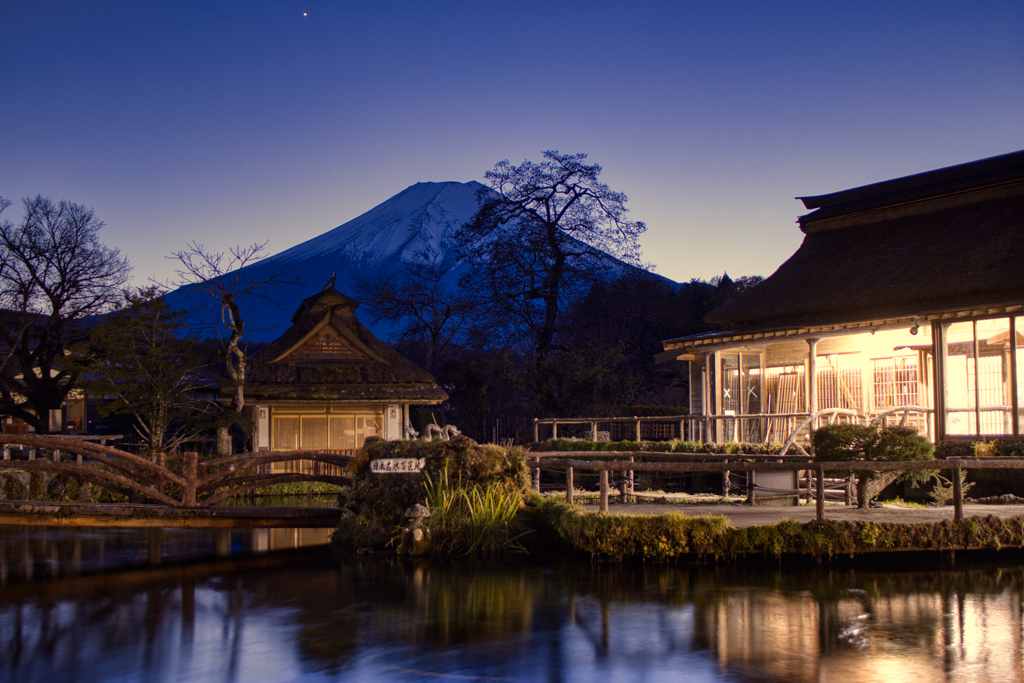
[247,282,447,403]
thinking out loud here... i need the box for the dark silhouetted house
[662,150,1024,445]
[245,280,447,472]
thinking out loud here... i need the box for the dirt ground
[579,500,1024,527]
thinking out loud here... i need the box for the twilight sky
[2,0,1022,287]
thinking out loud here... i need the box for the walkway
[580,500,1024,527]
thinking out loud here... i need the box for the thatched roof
[701,150,1024,333]
[246,281,447,404]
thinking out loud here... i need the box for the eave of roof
[663,302,1024,352]
[798,149,1024,230]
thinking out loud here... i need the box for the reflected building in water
[2,554,1024,682]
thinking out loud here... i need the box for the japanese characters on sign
[370,457,426,474]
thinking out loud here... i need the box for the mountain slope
[163,180,670,343]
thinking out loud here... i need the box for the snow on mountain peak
[164,181,488,342]
[273,181,489,267]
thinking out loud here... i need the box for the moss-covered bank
[531,497,1024,561]
[331,437,1024,562]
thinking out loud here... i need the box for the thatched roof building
[247,279,446,462]
[705,150,1024,333]
[247,281,447,404]
[662,150,1024,446]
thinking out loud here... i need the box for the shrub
[531,438,785,455]
[333,436,531,552]
[929,470,974,505]
[28,472,46,500]
[867,426,934,463]
[934,440,975,460]
[810,424,876,461]
[3,473,27,500]
[812,425,934,508]
[423,469,531,555]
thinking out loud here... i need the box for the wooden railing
[0,434,354,508]
[527,450,1021,523]
[533,415,700,443]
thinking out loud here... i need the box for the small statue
[401,503,431,551]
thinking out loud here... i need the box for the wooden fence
[533,415,701,443]
[526,451,1022,523]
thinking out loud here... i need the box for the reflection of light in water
[3,558,1024,682]
[838,613,871,649]
[0,526,333,582]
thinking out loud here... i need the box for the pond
[1,525,1022,683]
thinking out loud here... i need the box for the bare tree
[168,240,298,454]
[355,246,473,374]
[457,151,646,365]
[0,196,132,432]
[83,286,216,456]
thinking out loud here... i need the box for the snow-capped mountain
[273,181,487,269]
[163,180,663,343]
[163,181,487,342]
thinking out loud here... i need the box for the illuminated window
[942,317,1019,437]
[873,357,919,409]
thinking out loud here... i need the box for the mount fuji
[163,180,663,343]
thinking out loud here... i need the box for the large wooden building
[245,279,447,470]
[662,150,1024,445]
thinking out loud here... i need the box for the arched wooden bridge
[0,434,354,508]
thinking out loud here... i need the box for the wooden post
[566,466,574,505]
[53,449,60,463]
[746,469,756,504]
[592,421,598,442]
[533,418,539,443]
[183,451,198,507]
[953,464,963,523]
[723,458,730,498]
[845,475,853,506]
[155,453,166,496]
[533,456,541,493]
[627,455,634,502]
[28,448,35,461]
[816,463,825,522]
[552,422,558,440]
[807,338,820,431]
[599,469,609,513]
[635,417,641,442]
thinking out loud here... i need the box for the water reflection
[1,547,1023,682]
[0,526,332,582]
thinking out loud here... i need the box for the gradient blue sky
[3,0,1022,287]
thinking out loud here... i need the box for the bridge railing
[0,435,355,508]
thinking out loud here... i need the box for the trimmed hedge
[935,439,1024,459]
[532,439,785,455]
